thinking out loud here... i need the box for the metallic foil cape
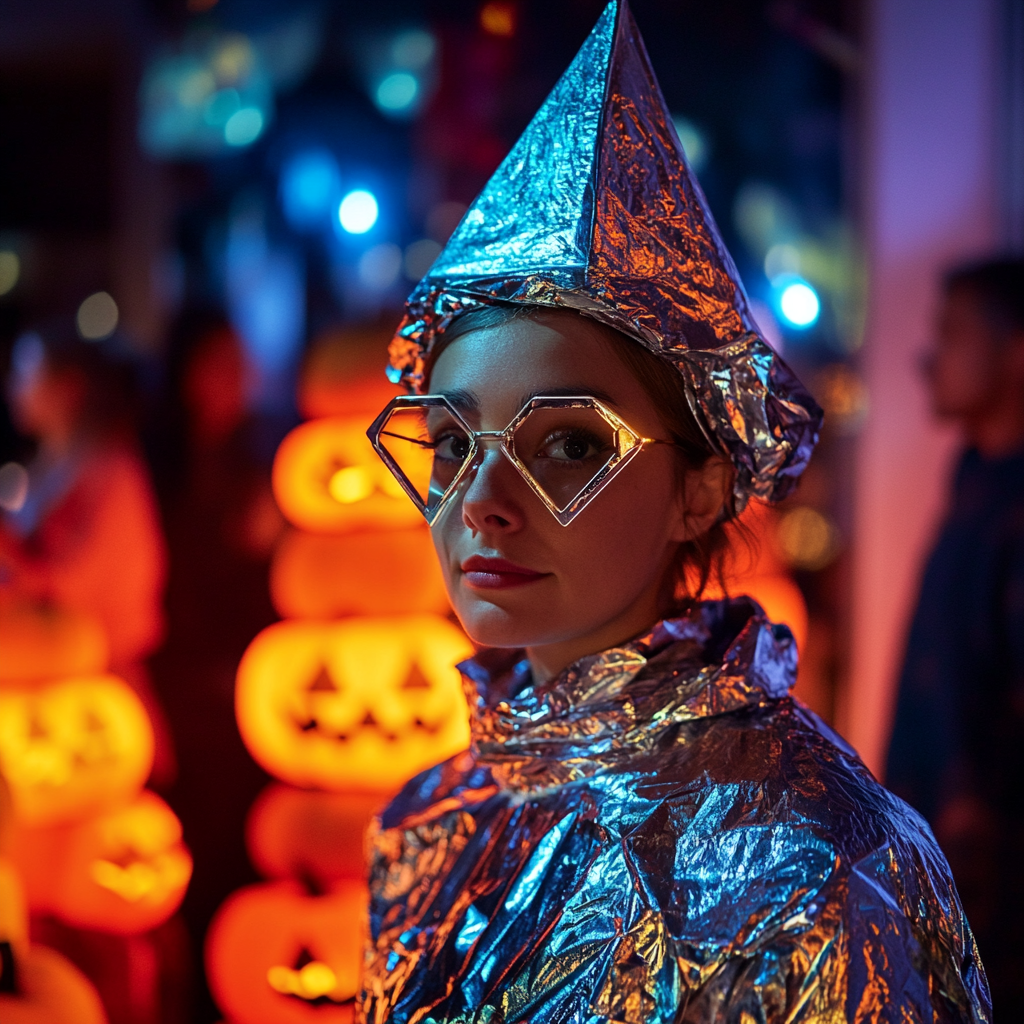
[386,0,822,507]
[359,598,991,1024]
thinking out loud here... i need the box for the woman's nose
[459,446,526,534]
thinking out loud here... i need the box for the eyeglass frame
[366,393,678,527]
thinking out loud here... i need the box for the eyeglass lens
[376,403,621,516]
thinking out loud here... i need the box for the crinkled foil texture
[386,1,822,506]
[359,599,991,1024]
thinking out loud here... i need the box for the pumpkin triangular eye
[294,947,315,970]
[307,667,338,694]
[400,664,432,691]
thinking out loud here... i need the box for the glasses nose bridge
[472,429,507,444]
[461,428,518,489]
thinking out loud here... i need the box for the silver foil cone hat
[387,0,822,506]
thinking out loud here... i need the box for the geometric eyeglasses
[366,394,676,527]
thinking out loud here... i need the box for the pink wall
[842,0,1001,775]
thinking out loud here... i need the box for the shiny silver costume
[360,602,989,1022]
[360,1,992,1019]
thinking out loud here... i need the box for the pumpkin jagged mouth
[292,710,444,743]
[267,948,357,1005]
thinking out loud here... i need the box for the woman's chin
[453,598,568,652]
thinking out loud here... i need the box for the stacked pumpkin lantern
[206,328,473,1024]
[0,601,192,1005]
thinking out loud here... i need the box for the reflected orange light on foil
[272,416,425,534]
[235,616,472,793]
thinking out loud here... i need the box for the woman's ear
[672,455,733,542]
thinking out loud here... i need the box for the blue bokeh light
[281,150,341,228]
[375,72,419,113]
[777,279,820,329]
[338,190,379,234]
[224,107,265,146]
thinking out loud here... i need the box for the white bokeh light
[76,291,120,340]
[338,190,379,234]
[778,280,820,328]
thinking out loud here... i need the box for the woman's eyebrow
[520,387,619,407]
[436,388,479,413]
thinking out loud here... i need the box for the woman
[359,3,991,1021]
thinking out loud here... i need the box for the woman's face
[427,314,728,679]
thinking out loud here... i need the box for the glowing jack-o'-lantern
[10,790,191,935]
[59,791,191,934]
[270,527,449,620]
[246,784,383,886]
[0,857,108,1023]
[272,416,424,534]
[206,879,365,1024]
[236,615,473,792]
[0,676,154,826]
[0,602,108,683]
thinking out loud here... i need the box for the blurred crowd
[0,307,288,1021]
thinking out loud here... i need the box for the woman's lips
[460,555,549,590]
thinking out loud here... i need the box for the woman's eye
[434,432,471,462]
[538,431,606,463]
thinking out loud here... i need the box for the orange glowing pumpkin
[0,676,154,826]
[236,615,473,792]
[0,856,108,1023]
[272,416,424,534]
[0,945,109,1024]
[0,602,108,683]
[9,791,191,935]
[206,879,365,1024]
[270,527,449,620]
[246,785,383,886]
[297,322,401,421]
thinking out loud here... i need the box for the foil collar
[359,598,991,1023]
[386,0,822,506]
[461,597,798,791]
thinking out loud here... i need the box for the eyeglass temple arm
[378,430,436,448]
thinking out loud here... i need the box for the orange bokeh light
[480,2,516,37]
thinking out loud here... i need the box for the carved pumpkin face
[236,615,472,792]
[0,676,154,827]
[0,945,108,1024]
[9,790,192,936]
[270,527,449,620]
[0,602,108,683]
[206,879,364,1024]
[246,785,383,887]
[272,416,424,534]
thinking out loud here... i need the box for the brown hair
[426,303,738,612]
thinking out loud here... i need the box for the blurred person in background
[0,321,173,782]
[887,256,1024,1013]
[147,305,282,1023]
